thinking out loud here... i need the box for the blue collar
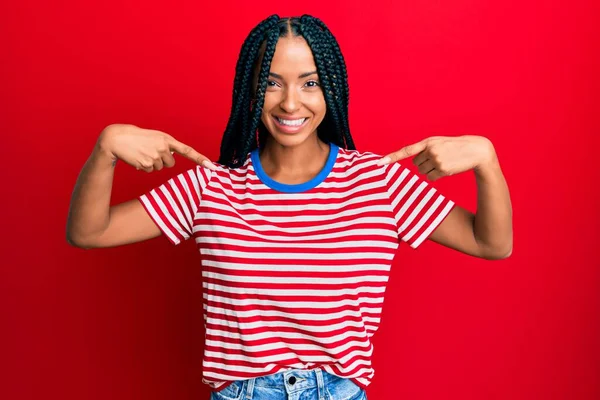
[250,142,339,193]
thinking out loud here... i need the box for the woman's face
[256,36,327,148]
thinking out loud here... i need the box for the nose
[279,88,301,114]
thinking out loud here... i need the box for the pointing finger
[377,139,428,166]
[167,137,217,170]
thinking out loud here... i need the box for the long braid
[218,15,356,169]
[219,15,280,166]
[311,17,354,150]
[299,16,345,150]
[243,28,280,161]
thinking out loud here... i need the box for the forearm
[66,129,117,246]
[473,152,513,259]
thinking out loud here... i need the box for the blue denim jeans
[210,368,367,400]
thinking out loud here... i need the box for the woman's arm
[66,124,214,249]
[66,125,161,248]
[428,150,513,259]
[378,135,513,260]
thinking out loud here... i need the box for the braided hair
[217,14,356,168]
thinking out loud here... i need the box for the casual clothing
[138,142,455,394]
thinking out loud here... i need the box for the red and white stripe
[138,148,455,392]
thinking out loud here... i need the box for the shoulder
[206,153,253,181]
[336,147,413,188]
[337,147,383,166]
[336,147,393,176]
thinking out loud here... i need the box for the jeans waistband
[245,367,335,400]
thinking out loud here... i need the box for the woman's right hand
[97,123,218,172]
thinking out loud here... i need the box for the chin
[268,129,315,148]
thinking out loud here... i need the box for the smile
[273,116,309,133]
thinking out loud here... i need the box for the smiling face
[254,35,327,148]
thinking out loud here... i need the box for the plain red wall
[2,1,599,399]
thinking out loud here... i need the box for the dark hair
[217,14,356,168]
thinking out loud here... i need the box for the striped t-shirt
[138,141,455,392]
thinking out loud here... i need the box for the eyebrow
[269,71,318,79]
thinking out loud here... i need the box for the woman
[66,14,512,400]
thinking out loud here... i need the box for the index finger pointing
[168,137,217,170]
[377,140,428,165]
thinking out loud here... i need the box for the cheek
[260,111,270,128]
[306,95,327,116]
[260,96,276,120]
[261,94,277,114]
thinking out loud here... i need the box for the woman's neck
[259,135,330,183]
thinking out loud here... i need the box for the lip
[272,115,310,134]
[275,115,310,120]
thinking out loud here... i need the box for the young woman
[66,14,512,400]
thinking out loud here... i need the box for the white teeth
[276,117,306,126]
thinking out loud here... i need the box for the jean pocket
[211,380,246,400]
[326,377,364,400]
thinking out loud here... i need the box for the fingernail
[377,157,391,166]
[202,159,218,170]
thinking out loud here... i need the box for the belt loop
[245,377,255,400]
[315,368,325,400]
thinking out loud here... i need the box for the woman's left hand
[377,135,497,181]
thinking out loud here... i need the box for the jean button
[288,376,296,385]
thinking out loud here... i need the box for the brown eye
[306,80,320,87]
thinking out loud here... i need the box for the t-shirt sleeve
[137,165,214,246]
[383,162,456,249]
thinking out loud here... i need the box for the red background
[2,1,599,399]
